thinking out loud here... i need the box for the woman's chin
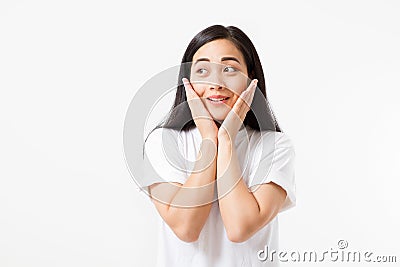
[207,106,231,123]
[209,112,228,124]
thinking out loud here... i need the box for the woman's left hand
[218,79,258,142]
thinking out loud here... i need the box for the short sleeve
[248,132,296,212]
[139,128,188,195]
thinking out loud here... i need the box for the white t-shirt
[138,125,296,267]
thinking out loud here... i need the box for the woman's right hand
[182,78,218,141]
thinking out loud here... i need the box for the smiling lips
[206,95,230,105]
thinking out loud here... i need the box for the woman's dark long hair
[154,25,281,134]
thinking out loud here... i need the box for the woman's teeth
[208,97,228,102]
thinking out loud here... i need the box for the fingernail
[253,79,258,85]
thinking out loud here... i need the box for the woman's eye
[224,66,236,72]
[196,68,208,75]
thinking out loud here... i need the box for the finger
[182,78,205,108]
[245,79,258,91]
[182,78,197,100]
[248,79,257,103]
[236,79,256,103]
[237,91,249,108]
[232,80,257,119]
[242,79,257,107]
[234,88,251,111]
[231,92,248,118]
[182,78,214,120]
[182,78,200,100]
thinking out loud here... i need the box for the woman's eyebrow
[194,58,210,65]
[193,56,242,65]
[221,56,241,64]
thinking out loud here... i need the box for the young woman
[142,25,296,267]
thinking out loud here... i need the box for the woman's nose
[208,82,223,90]
[207,73,224,90]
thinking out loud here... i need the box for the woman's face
[190,39,249,122]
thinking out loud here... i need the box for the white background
[1,0,399,266]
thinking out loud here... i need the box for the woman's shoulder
[246,127,295,150]
[268,131,294,148]
[145,127,199,145]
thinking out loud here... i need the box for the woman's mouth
[206,95,230,105]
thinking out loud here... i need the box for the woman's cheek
[224,78,247,96]
[192,84,206,97]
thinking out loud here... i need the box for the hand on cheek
[182,78,219,141]
[218,79,258,141]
